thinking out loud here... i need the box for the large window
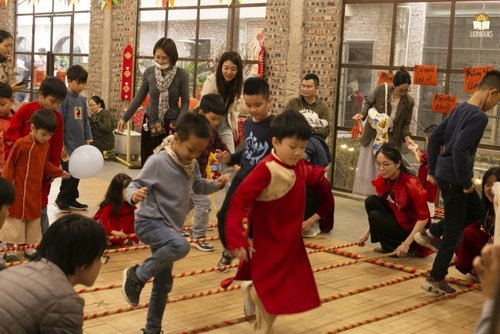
[136,0,266,100]
[334,0,500,192]
[15,0,90,102]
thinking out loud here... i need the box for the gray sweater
[58,91,93,155]
[126,150,218,232]
[122,66,189,122]
[0,260,84,333]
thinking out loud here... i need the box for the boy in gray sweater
[122,112,229,334]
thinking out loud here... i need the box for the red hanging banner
[121,44,134,101]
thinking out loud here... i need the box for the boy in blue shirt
[55,65,93,212]
[215,77,274,270]
[421,70,500,295]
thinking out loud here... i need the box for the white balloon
[68,145,104,179]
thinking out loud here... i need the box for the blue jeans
[40,206,49,235]
[430,178,484,281]
[134,219,190,332]
[190,192,211,239]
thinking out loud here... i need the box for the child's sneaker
[302,222,320,238]
[181,230,191,238]
[192,240,215,252]
[68,200,88,211]
[414,229,440,252]
[24,248,37,260]
[217,250,233,272]
[4,251,20,263]
[241,281,256,319]
[122,265,145,307]
[54,198,71,213]
[421,276,456,296]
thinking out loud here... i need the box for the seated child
[94,173,138,248]
[456,167,498,279]
[221,110,334,333]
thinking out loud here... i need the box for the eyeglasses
[100,255,110,265]
[395,86,411,94]
[374,162,395,169]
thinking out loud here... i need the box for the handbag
[351,119,364,141]
[367,83,388,129]
[147,118,166,137]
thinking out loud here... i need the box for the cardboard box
[114,130,141,155]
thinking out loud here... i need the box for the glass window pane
[199,8,228,59]
[332,130,360,191]
[54,1,71,13]
[422,3,451,68]
[53,16,72,51]
[237,6,265,65]
[75,2,90,11]
[174,0,198,6]
[74,13,90,54]
[167,9,197,56]
[17,2,33,14]
[138,10,166,56]
[140,0,161,8]
[33,17,51,56]
[452,2,500,69]
[343,4,393,66]
[34,1,52,13]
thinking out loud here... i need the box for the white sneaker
[242,281,256,318]
[302,222,320,238]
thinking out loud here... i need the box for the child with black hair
[422,69,500,296]
[188,93,230,251]
[121,112,230,334]
[55,64,93,213]
[3,76,67,235]
[409,123,438,217]
[0,214,108,331]
[221,109,334,333]
[215,77,275,270]
[94,173,138,248]
[0,82,14,174]
[2,109,69,262]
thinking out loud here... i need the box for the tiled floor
[45,160,484,334]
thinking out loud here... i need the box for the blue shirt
[58,91,92,155]
[427,102,488,189]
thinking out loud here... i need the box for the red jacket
[0,110,14,173]
[4,101,63,207]
[94,202,138,245]
[3,134,64,220]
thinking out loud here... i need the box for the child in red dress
[94,173,138,247]
[221,110,334,333]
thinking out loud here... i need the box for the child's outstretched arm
[131,187,148,204]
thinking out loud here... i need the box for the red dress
[94,202,138,246]
[222,153,333,315]
[4,102,64,207]
[0,110,14,173]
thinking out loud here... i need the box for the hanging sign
[432,94,456,114]
[464,66,494,93]
[377,71,393,85]
[121,44,134,101]
[413,65,438,86]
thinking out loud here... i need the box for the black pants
[430,179,485,281]
[305,186,334,233]
[217,175,244,248]
[140,114,173,167]
[365,195,410,252]
[57,160,80,204]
